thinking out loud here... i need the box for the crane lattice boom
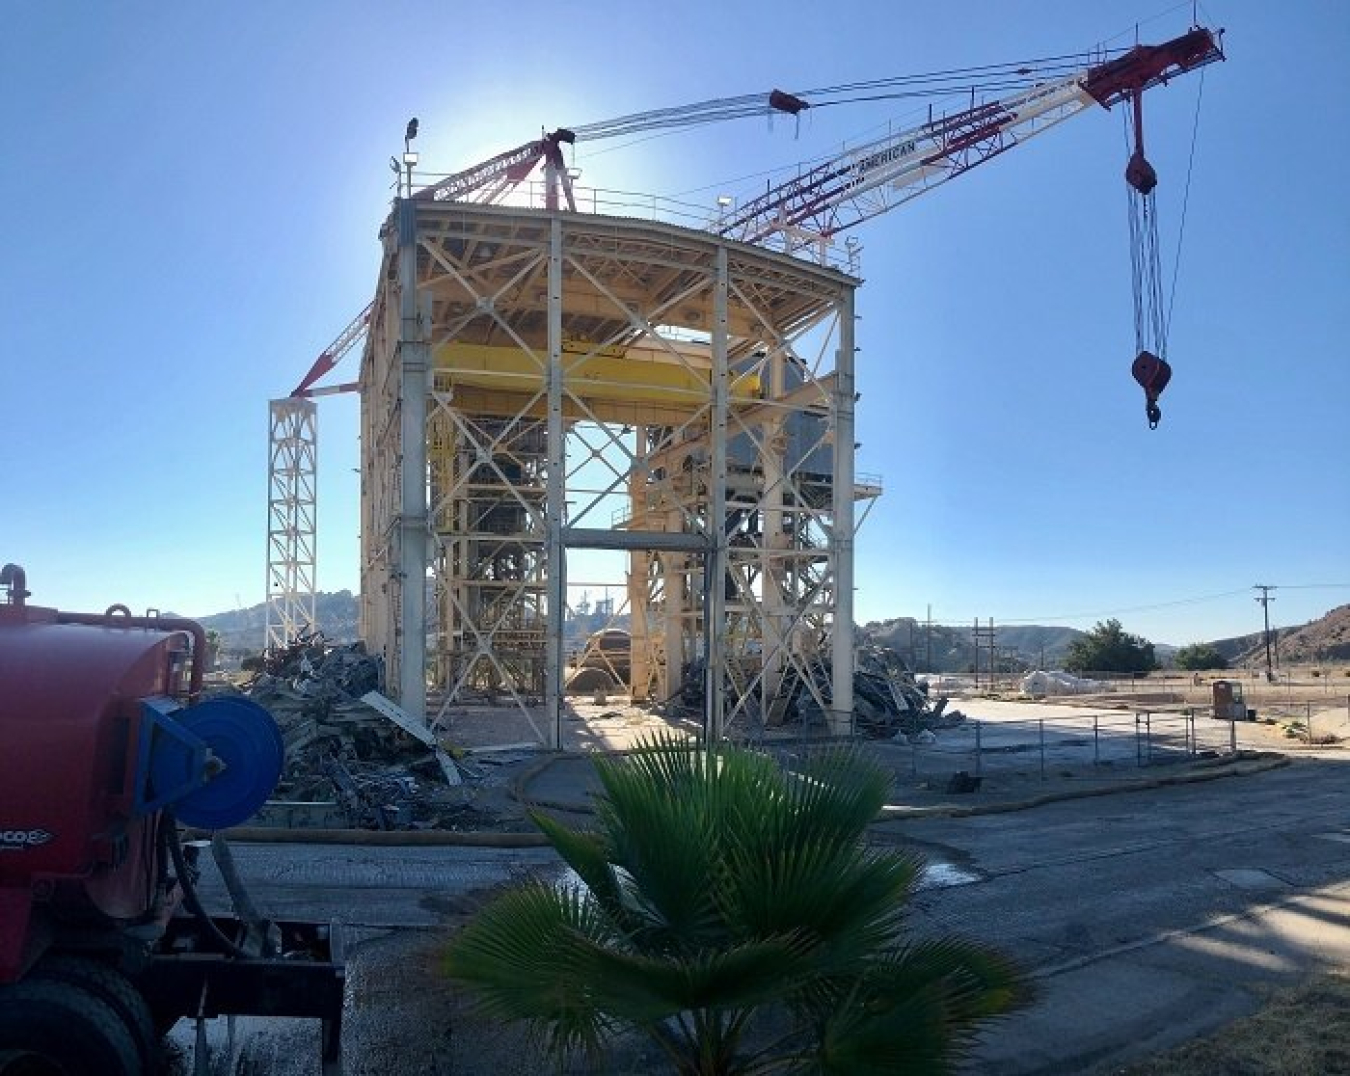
[717,27,1221,253]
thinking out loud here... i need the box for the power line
[962,581,1350,627]
[993,587,1252,624]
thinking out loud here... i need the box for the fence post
[1093,713,1100,765]
[974,721,983,779]
[1306,701,1313,745]
[1039,719,1046,780]
[1145,712,1153,766]
[1135,713,1143,767]
[1229,711,1237,754]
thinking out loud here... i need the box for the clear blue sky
[2,0,1346,647]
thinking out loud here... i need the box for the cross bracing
[360,200,877,745]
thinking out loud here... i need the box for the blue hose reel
[135,695,284,829]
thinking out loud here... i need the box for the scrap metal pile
[679,645,963,738]
[236,633,502,830]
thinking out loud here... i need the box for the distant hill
[198,590,359,653]
[1210,603,1350,666]
[858,618,1088,673]
[196,592,1346,670]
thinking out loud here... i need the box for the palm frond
[723,840,918,958]
[443,881,619,1054]
[528,809,630,922]
[576,933,820,1020]
[810,939,1031,1074]
[446,735,1028,1075]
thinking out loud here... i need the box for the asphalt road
[174,755,1350,1075]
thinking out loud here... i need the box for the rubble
[233,633,966,831]
[676,645,964,739]
[236,635,509,831]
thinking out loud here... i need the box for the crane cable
[1124,96,1167,430]
[1167,66,1207,340]
[1125,65,1206,430]
[567,48,1128,143]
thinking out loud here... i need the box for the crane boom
[414,128,578,210]
[717,27,1222,253]
[289,301,373,398]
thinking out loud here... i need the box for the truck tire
[0,978,140,1076]
[29,955,158,1074]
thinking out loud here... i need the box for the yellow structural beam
[432,340,761,421]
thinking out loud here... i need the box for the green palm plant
[444,734,1028,1074]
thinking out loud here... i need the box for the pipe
[0,563,28,607]
[56,610,208,703]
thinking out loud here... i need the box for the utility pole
[1254,584,1277,681]
[972,618,997,692]
[926,604,933,674]
[972,619,978,689]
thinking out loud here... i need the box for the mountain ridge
[195,592,1349,670]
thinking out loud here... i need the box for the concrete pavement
[177,749,1349,1075]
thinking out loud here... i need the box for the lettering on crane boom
[849,79,1071,188]
[853,138,919,181]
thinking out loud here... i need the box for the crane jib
[845,78,1091,193]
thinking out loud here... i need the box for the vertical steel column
[830,287,856,735]
[628,426,650,701]
[663,509,685,703]
[397,199,429,719]
[544,217,566,750]
[760,342,788,710]
[704,245,730,742]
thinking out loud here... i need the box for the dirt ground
[1114,969,1350,1076]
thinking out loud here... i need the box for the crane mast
[717,27,1222,254]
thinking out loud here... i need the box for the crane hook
[1131,349,1171,430]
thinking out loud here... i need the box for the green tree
[1174,642,1228,671]
[444,735,1028,1075]
[1063,618,1157,674]
[204,628,222,670]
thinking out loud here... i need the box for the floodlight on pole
[402,117,420,197]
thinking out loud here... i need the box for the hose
[163,812,248,959]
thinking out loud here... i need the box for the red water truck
[0,564,344,1075]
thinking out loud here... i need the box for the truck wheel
[29,955,158,1074]
[0,979,140,1076]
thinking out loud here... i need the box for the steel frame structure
[360,199,870,745]
[265,397,319,650]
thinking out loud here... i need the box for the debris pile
[677,646,963,739]
[238,635,506,831]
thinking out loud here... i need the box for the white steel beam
[544,216,566,750]
[830,288,856,735]
[397,199,429,720]
[705,245,730,742]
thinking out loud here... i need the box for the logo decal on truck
[0,829,54,851]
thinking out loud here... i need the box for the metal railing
[886,709,1250,784]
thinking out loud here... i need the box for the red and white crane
[715,28,1221,252]
[267,23,1222,646]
